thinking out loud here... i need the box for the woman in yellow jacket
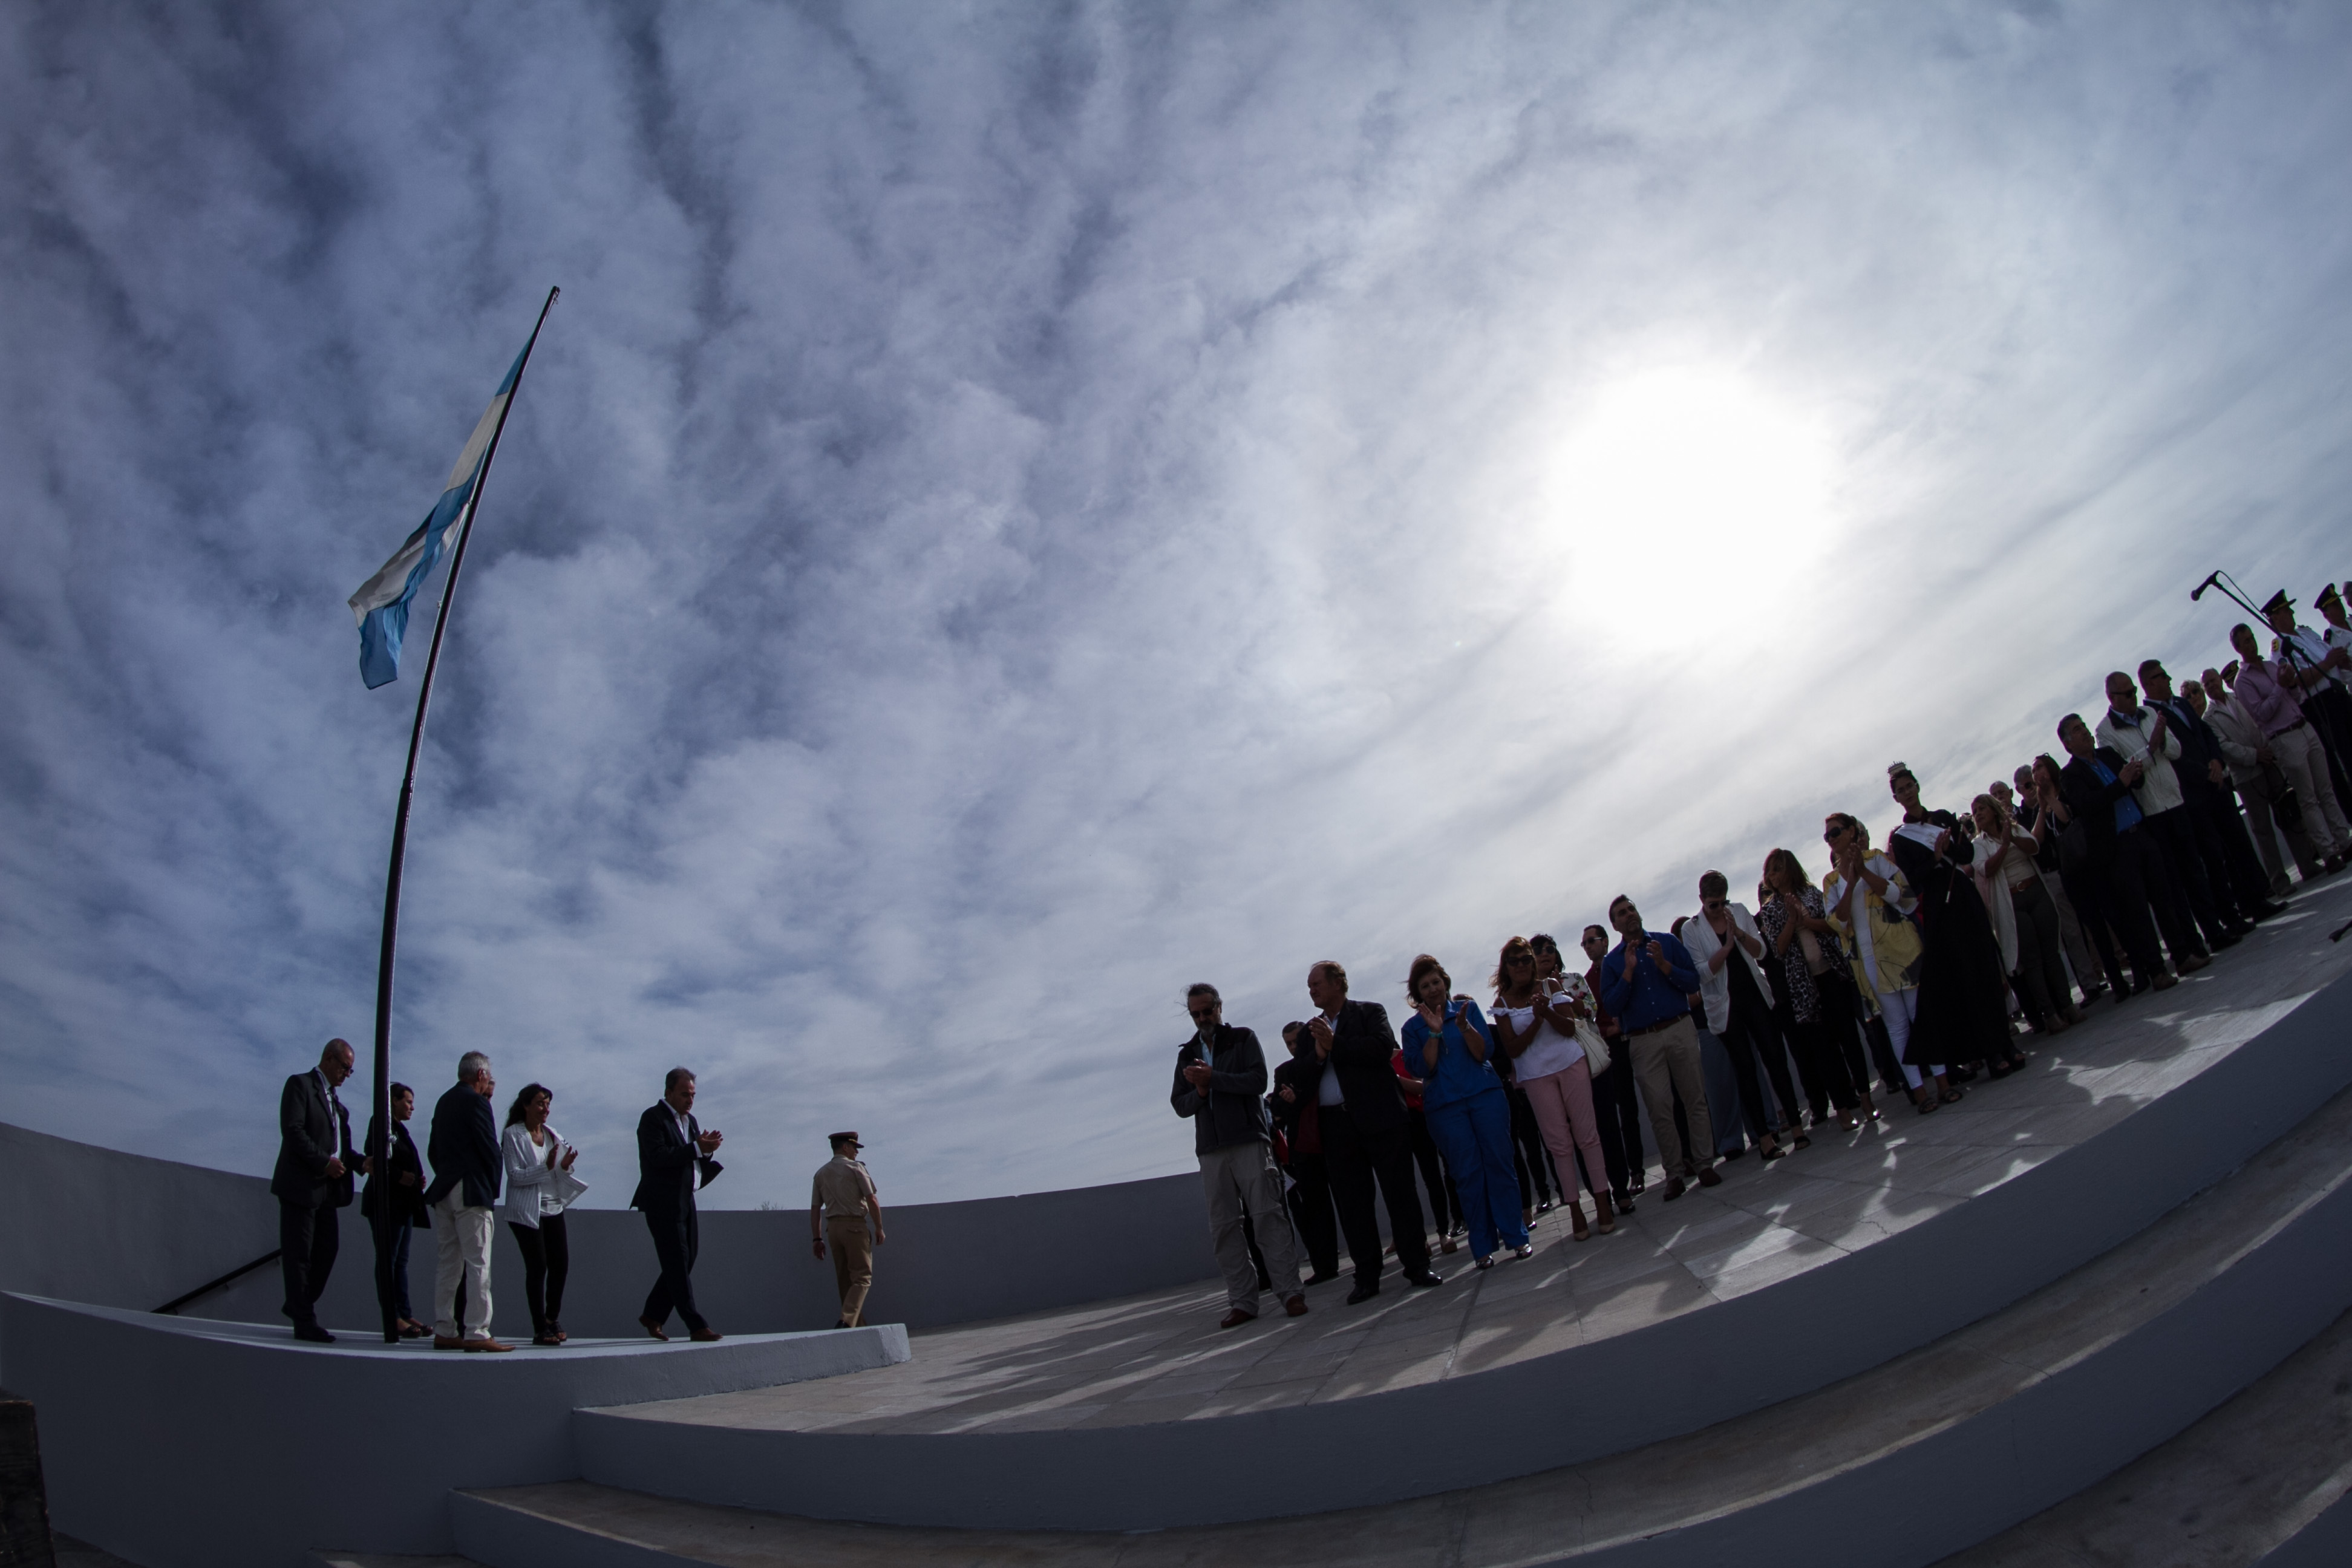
[1820,813,1961,1114]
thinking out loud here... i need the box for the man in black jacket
[2058,714,2190,994]
[1301,961,1442,1304]
[2140,659,2287,926]
[269,1037,364,1343]
[1173,984,1307,1328]
[1270,1024,1342,1285]
[423,1051,509,1351]
[632,1066,725,1342]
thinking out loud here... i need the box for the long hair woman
[1971,791,2084,1036]
[1491,936,1614,1241]
[1400,955,1530,1267]
[500,1082,584,1345]
[1757,847,1877,1129]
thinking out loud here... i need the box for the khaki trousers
[1628,1016,1713,1178]
[828,1216,875,1327]
[1200,1139,1302,1314]
[2273,724,2351,857]
[431,1189,494,1339]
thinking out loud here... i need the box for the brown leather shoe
[433,1334,468,1350]
[639,1316,670,1342]
[460,1337,514,1353]
[689,1327,724,1342]
[1284,1293,1308,1318]
[1218,1308,1257,1330]
[1697,1166,1723,1189]
[1662,1176,1687,1201]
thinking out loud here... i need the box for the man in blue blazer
[631,1066,725,1342]
[423,1051,509,1351]
[269,1037,364,1342]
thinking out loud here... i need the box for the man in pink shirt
[2229,623,2350,874]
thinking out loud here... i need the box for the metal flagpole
[369,287,559,1342]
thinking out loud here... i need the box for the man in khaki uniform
[809,1132,884,1327]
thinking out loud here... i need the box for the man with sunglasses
[1597,897,1720,1201]
[1174,983,1307,1328]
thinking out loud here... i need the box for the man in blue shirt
[1596,896,1722,1200]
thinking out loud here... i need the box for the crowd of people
[1169,584,2352,1327]
[268,1052,887,1347]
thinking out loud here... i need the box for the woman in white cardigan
[500,1083,587,1345]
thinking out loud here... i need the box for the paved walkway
[616,876,2352,1439]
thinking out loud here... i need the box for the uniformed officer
[809,1132,884,1327]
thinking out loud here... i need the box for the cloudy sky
[4,1,2348,1206]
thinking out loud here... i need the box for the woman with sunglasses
[1886,763,2028,1079]
[1400,954,1530,1267]
[1822,813,1960,1113]
[1491,936,1614,1241]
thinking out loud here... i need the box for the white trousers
[432,1189,494,1339]
[1873,987,1945,1090]
[2273,723,2351,857]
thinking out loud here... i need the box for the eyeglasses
[1187,1006,1217,1021]
[1506,955,1534,967]
[1703,899,1727,910]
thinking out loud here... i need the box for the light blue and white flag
[347,342,529,689]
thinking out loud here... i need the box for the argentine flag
[346,342,529,689]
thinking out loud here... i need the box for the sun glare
[1548,368,1838,646]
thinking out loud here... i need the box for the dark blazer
[2062,747,2142,865]
[1171,1024,1270,1155]
[1288,999,1408,1137]
[359,1114,429,1229]
[269,1070,357,1209]
[2151,696,2227,797]
[630,1102,724,1217]
[422,1083,501,1209]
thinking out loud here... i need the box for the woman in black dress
[1886,763,2027,1078]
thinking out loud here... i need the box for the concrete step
[449,1076,2352,1567]
[1929,1304,2352,1567]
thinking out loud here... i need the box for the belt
[1623,1014,1686,1038]
[2269,720,2308,736]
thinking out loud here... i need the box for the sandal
[1914,1094,1939,1116]
[1792,1132,1812,1151]
[1760,1142,1788,1161]
[1939,1086,1966,1104]
[1513,1243,1535,1260]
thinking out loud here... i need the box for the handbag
[1573,1017,1612,1076]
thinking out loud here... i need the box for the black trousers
[2310,687,2352,807]
[2143,805,2238,943]
[511,1214,570,1334]
[2187,777,2276,915]
[1506,1086,1555,1206]
[641,1205,708,1333]
[2089,830,2174,981]
[1588,1050,1645,1200]
[279,1201,338,1328]
[1322,1104,1430,1287]
[1283,1153,1340,1278]
[2058,860,2133,994]
[1717,993,1801,1141]
[1404,1107,1463,1232]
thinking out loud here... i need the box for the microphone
[2190,570,2221,602]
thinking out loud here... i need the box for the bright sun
[1547,368,1837,645]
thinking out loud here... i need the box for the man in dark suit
[1299,962,1442,1304]
[269,1037,364,1343]
[2058,714,2192,994]
[423,1052,509,1352]
[631,1067,725,1342]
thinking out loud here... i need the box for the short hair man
[269,1037,365,1343]
[2098,670,2241,955]
[422,1051,509,1351]
[1301,961,1443,1304]
[1596,896,1720,1200]
[630,1067,724,1342]
[2138,659,2286,925]
[1174,984,1307,1328]
[811,1132,885,1328]
[2056,714,2194,990]
[2203,662,2328,890]
[2229,623,2351,872]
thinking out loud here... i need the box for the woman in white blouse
[1489,935,1614,1241]
[1970,793,2083,1036]
[500,1083,586,1345]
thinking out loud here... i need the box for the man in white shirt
[2098,670,2241,954]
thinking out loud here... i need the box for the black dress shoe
[1304,1270,1341,1287]
[293,1323,335,1344]
[2250,901,2288,921]
[1345,1282,1380,1305]
[2210,930,2241,950]
[1407,1272,1445,1289]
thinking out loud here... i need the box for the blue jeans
[1426,1090,1528,1259]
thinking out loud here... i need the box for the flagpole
[368,286,559,1342]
